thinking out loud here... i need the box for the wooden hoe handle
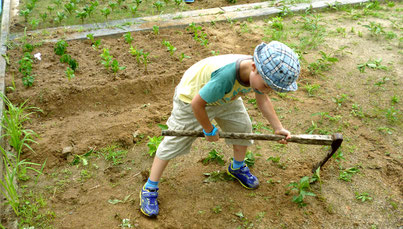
[162,130,343,173]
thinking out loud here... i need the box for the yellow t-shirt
[177,54,253,105]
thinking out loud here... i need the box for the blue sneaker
[184,0,194,3]
[140,185,159,217]
[227,163,259,189]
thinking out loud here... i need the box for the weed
[385,106,399,123]
[71,150,93,166]
[377,126,393,135]
[54,39,68,56]
[100,145,128,165]
[187,23,209,46]
[111,59,126,74]
[363,21,385,36]
[355,192,372,202]
[123,32,133,44]
[203,170,233,183]
[65,67,75,80]
[339,166,359,182]
[153,25,159,35]
[244,151,255,167]
[267,156,287,169]
[147,136,163,156]
[179,52,190,62]
[162,40,177,56]
[303,83,320,96]
[351,104,365,118]
[332,94,348,108]
[202,149,225,165]
[357,58,387,73]
[212,205,222,213]
[288,176,316,207]
[391,95,399,105]
[308,51,338,75]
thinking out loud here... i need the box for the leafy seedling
[202,149,225,165]
[339,166,359,182]
[147,136,163,156]
[244,151,255,167]
[288,176,316,207]
[355,192,372,202]
[123,32,133,44]
[54,40,68,56]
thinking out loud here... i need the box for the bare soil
[2,3,402,228]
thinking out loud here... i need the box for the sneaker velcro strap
[142,191,158,198]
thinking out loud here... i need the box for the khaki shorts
[156,92,253,160]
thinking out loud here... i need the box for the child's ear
[251,62,257,72]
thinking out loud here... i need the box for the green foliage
[187,23,209,46]
[54,40,68,56]
[111,59,126,74]
[100,48,113,69]
[153,1,164,13]
[162,40,177,56]
[288,176,316,207]
[244,151,255,167]
[129,46,150,71]
[202,149,225,165]
[123,32,133,44]
[65,67,75,80]
[100,145,128,165]
[303,83,320,96]
[357,58,387,73]
[100,7,111,20]
[339,166,359,181]
[308,51,338,75]
[355,192,372,202]
[363,21,385,36]
[203,170,233,183]
[147,136,163,156]
[75,10,88,23]
[153,25,160,35]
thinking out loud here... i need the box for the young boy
[140,41,300,217]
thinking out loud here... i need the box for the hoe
[162,130,343,173]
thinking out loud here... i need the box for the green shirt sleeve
[199,62,236,103]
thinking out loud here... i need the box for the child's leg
[233,145,247,162]
[148,156,169,184]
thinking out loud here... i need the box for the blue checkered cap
[253,41,300,92]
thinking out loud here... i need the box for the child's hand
[274,128,291,144]
[205,132,219,142]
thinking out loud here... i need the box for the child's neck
[239,59,253,86]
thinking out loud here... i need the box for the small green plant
[147,136,163,156]
[288,176,316,207]
[153,1,164,13]
[54,11,66,24]
[162,40,177,56]
[363,21,385,36]
[187,23,209,46]
[75,10,88,24]
[357,58,387,73]
[179,52,190,62]
[385,106,399,123]
[332,94,348,108]
[54,39,68,56]
[65,67,75,80]
[100,145,128,165]
[351,104,364,118]
[100,48,113,69]
[100,7,111,20]
[355,192,372,202]
[123,32,133,44]
[111,59,126,74]
[19,9,32,22]
[153,25,160,35]
[244,151,255,167]
[339,166,359,182]
[303,83,320,96]
[308,51,338,75]
[212,205,222,213]
[203,149,225,165]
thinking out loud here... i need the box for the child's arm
[191,94,220,142]
[255,92,290,144]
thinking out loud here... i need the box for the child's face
[250,63,272,94]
